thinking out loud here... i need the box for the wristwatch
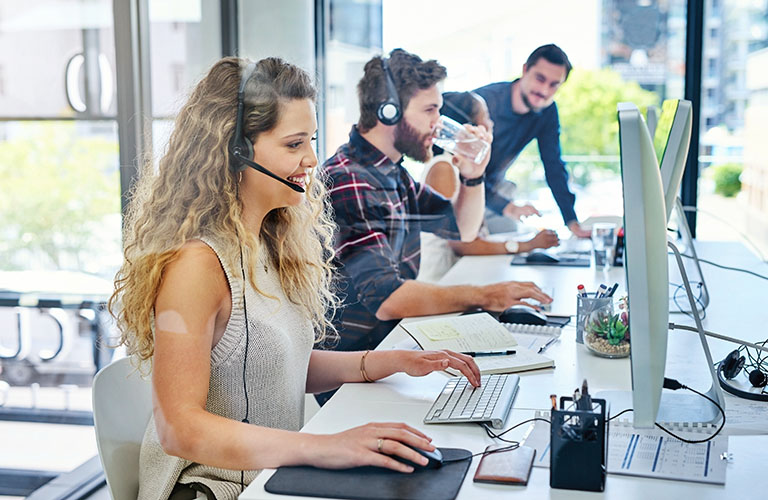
[458,172,485,187]
[504,240,520,254]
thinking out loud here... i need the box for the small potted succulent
[584,296,630,358]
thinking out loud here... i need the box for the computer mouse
[393,445,443,470]
[498,304,548,326]
[525,251,560,264]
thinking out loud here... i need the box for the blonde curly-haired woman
[109,57,480,500]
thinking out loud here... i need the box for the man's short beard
[521,91,546,114]
[394,118,432,163]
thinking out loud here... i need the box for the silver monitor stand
[670,197,710,313]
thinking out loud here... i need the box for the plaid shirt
[322,127,460,351]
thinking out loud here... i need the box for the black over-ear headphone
[376,57,402,126]
[717,349,768,401]
[228,61,305,193]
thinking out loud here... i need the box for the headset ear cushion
[748,369,768,388]
[229,136,254,172]
[241,136,254,161]
[722,350,745,379]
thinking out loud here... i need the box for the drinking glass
[591,223,618,270]
[431,115,490,164]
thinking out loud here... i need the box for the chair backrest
[92,356,152,500]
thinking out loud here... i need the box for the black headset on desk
[718,348,768,401]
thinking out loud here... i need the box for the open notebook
[399,313,554,375]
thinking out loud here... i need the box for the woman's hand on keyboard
[307,422,434,472]
[396,349,481,387]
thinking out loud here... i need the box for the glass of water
[591,222,618,270]
[431,115,490,164]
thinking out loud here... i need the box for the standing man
[474,44,590,237]
[323,48,552,355]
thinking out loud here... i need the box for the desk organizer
[575,294,613,344]
[549,397,608,492]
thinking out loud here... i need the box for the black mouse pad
[509,254,590,267]
[264,447,472,500]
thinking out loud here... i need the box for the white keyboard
[423,374,520,429]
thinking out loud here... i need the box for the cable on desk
[602,381,725,443]
[669,323,768,353]
[440,417,552,464]
[677,252,768,281]
[669,281,707,319]
[655,378,726,444]
[608,408,634,421]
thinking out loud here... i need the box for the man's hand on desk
[567,220,591,238]
[502,200,541,220]
[478,281,553,311]
[518,229,560,253]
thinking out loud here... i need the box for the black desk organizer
[549,397,608,492]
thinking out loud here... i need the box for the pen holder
[550,397,608,492]
[576,294,613,344]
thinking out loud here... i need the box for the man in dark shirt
[322,48,552,354]
[474,44,590,237]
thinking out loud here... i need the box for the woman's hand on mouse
[395,349,481,387]
[306,422,434,472]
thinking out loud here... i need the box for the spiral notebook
[399,314,555,375]
[523,411,728,485]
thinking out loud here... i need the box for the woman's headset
[718,348,768,401]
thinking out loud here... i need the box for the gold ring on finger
[377,438,383,453]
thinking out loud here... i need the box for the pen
[577,284,588,298]
[596,284,608,298]
[579,379,592,411]
[461,350,516,357]
[538,336,559,353]
[606,283,619,297]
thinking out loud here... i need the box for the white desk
[242,241,768,499]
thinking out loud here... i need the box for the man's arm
[537,104,579,227]
[376,279,551,321]
[451,125,492,241]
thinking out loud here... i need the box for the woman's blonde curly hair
[109,57,338,365]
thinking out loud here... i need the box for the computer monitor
[646,105,659,139]
[654,99,693,221]
[652,99,709,310]
[601,103,723,428]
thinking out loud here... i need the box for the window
[321,0,382,157]
[697,0,768,257]
[376,0,685,231]
[0,0,119,490]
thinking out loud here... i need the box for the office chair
[92,356,152,500]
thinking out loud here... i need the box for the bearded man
[321,49,551,362]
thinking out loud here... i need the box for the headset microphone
[229,61,306,194]
[232,152,305,193]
